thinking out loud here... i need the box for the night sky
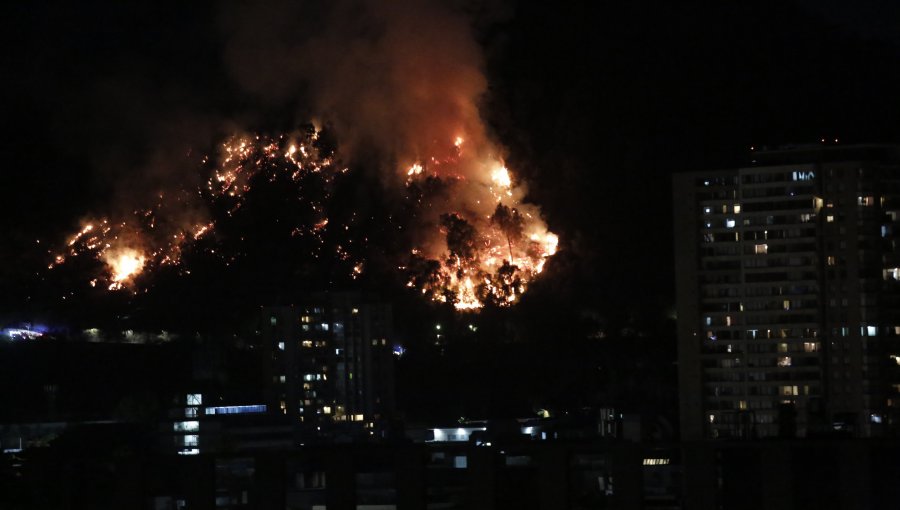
[3,0,900,329]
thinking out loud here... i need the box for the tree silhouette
[490,203,524,261]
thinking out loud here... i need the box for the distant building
[260,293,395,434]
[674,144,900,440]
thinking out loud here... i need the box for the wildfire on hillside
[48,127,557,310]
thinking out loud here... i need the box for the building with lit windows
[674,144,900,440]
[260,293,395,435]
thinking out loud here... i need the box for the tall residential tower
[260,293,395,434]
[674,144,900,440]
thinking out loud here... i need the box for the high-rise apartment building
[260,293,395,433]
[674,144,900,440]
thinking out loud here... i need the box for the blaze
[490,165,511,189]
[104,248,146,290]
[49,129,558,310]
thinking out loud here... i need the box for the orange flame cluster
[49,129,339,292]
[402,135,558,310]
[48,127,558,310]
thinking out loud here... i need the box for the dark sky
[2,0,900,325]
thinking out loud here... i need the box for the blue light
[204,405,267,415]
[2,328,44,340]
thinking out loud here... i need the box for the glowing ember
[49,129,343,292]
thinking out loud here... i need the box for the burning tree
[490,203,524,262]
[441,213,478,265]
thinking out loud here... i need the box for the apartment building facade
[260,293,395,434]
[674,145,900,440]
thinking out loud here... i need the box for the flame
[104,248,146,290]
[453,276,481,310]
[490,165,511,189]
[404,136,558,310]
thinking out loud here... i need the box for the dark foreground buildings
[6,424,900,510]
[674,144,900,440]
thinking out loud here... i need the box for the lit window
[187,394,202,406]
[270,316,277,326]
[733,204,741,214]
[174,421,200,432]
[778,343,788,353]
[803,342,819,353]
[777,356,792,367]
[726,219,736,228]
[183,435,199,447]
[827,256,836,266]
[323,406,332,414]
[781,385,798,396]
[725,316,732,326]
[278,341,285,351]
[754,244,768,254]
[302,340,313,348]
[705,317,712,326]
[703,207,711,214]
[783,300,791,311]
[826,215,834,223]
[320,323,329,331]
